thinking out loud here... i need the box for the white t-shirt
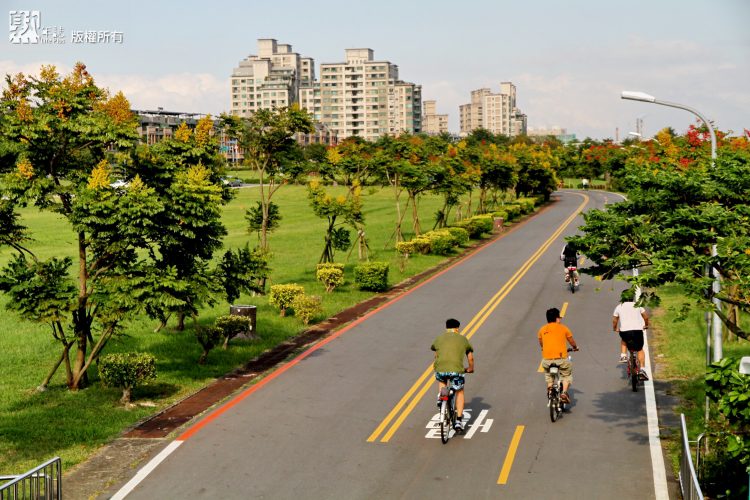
[613,302,646,331]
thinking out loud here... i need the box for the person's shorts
[542,358,572,384]
[619,330,644,352]
[435,372,465,391]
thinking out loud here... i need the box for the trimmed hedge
[316,263,345,293]
[269,283,305,316]
[354,261,389,291]
[454,214,493,238]
[444,226,470,246]
[292,293,323,325]
[99,352,157,404]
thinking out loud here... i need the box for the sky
[3,0,749,140]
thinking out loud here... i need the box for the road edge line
[643,330,670,499]
[110,441,182,500]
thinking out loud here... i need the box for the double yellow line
[367,194,589,443]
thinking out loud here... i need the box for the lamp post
[621,91,722,361]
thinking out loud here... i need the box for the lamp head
[621,91,656,103]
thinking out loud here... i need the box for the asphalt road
[114,190,665,500]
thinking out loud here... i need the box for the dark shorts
[435,372,465,391]
[619,330,644,351]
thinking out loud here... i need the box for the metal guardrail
[679,414,704,500]
[0,457,61,499]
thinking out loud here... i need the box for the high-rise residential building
[305,48,421,141]
[422,100,449,135]
[459,83,526,137]
[230,39,314,118]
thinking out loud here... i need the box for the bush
[269,283,305,316]
[99,352,157,404]
[195,326,223,365]
[215,315,254,348]
[292,293,323,325]
[354,261,389,292]
[444,227,469,246]
[423,230,456,255]
[396,240,417,256]
[516,198,536,214]
[456,215,494,238]
[503,204,521,220]
[316,263,345,293]
[492,210,508,222]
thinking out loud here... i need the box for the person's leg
[455,388,465,418]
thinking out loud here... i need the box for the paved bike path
[115,191,663,499]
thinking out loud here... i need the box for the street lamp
[621,91,722,361]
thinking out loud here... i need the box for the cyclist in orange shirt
[538,307,579,403]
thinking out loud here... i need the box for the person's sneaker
[453,417,464,431]
[574,279,580,286]
[564,274,570,283]
[436,397,442,409]
[639,369,649,381]
[619,353,628,363]
[560,392,571,404]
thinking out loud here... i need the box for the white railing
[0,457,61,499]
[679,414,703,500]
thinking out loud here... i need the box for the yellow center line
[498,425,525,484]
[368,195,589,443]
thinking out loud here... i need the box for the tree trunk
[410,194,422,235]
[177,312,185,331]
[120,387,132,405]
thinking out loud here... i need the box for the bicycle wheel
[440,400,450,443]
[570,279,575,294]
[629,354,638,392]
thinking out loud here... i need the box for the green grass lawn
[649,284,750,475]
[0,184,513,474]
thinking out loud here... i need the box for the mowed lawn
[0,183,486,474]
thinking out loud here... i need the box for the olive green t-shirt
[431,330,473,373]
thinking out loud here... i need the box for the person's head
[620,288,636,303]
[446,318,460,330]
[546,308,561,323]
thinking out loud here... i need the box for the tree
[223,106,313,252]
[511,143,558,200]
[307,180,363,264]
[569,128,750,340]
[131,117,231,331]
[0,64,160,389]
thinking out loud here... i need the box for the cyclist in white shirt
[612,288,650,379]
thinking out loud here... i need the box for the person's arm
[612,315,619,332]
[641,309,650,330]
[465,351,474,373]
[560,245,565,260]
[566,329,579,350]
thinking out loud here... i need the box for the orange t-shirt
[537,322,573,359]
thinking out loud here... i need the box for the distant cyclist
[613,288,650,380]
[560,242,580,286]
[431,318,474,431]
[538,307,579,403]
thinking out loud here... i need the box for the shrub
[99,352,157,404]
[492,210,508,222]
[316,263,345,293]
[354,261,389,292]
[292,293,323,325]
[445,226,469,246]
[215,315,254,348]
[396,240,417,256]
[503,204,521,220]
[471,215,494,235]
[516,198,535,214]
[423,230,456,255]
[411,236,432,254]
[195,326,223,365]
[269,283,305,316]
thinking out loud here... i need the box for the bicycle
[437,374,466,444]
[547,348,575,422]
[626,347,641,392]
[565,265,579,293]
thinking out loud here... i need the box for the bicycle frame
[627,349,641,392]
[438,385,457,443]
[566,266,578,293]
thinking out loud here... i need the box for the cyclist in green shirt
[431,318,474,431]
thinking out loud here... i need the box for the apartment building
[304,48,421,141]
[230,38,315,118]
[422,100,449,135]
[459,83,527,137]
